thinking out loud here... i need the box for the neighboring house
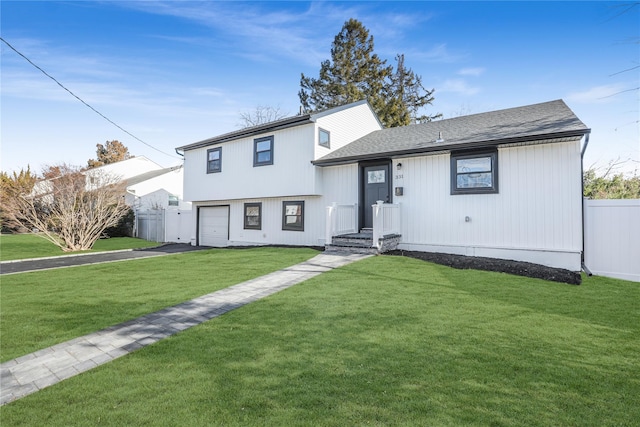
[124,165,190,210]
[31,156,166,200]
[28,156,189,241]
[84,157,189,210]
[88,158,191,242]
[86,156,163,182]
[177,99,590,272]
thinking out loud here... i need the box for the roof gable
[313,100,590,165]
[176,100,375,152]
[85,156,163,179]
[124,165,183,187]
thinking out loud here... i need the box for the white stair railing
[325,203,358,244]
[372,201,401,249]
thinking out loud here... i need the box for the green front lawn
[1,253,638,426]
[0,233,158,261]
[0,247,319,362]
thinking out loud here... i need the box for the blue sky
[2,1,638,176]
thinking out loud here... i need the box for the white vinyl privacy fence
[135,209,192,244]
[583,199,640,282]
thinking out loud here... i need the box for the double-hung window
[282,201,304,231]
[450,150,498,194]
[244,203,262,230]
[207,147,222,173]
[254,136,274,166]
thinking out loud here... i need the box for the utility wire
[598,86,640,99]
[1,37,179,159]
[609,65,640,77]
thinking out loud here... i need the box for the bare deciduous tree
[1,164,130,251]
[238,105,288,128]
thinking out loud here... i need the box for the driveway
[0,244,209,275]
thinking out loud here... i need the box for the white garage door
[199,206,229,246]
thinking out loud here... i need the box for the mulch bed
[216,244,581,285]
[384,250,581,285]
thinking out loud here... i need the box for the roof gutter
[176,115,313,152]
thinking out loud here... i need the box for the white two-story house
[177,99,590,272]
[177,100,382,248]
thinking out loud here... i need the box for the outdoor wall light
[396,162,402,170]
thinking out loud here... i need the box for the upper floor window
[318,128,330,148]
[254,136,274,166]
[168,195,179,206]
[450,150,498,195]
[207,147,222,173]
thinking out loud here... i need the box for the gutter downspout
[175,148,184,157]
[580,133,593,276]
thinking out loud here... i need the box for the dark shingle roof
[313,99,589,166]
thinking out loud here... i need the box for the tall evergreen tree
[386,54,441,126]
[299,19,440,127]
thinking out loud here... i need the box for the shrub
[104,207,134,237]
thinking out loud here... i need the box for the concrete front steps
[325,230,401,255]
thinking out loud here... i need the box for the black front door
[362,162,391,229]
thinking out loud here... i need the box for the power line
[598,86,640,99]
[609,65,640,77]
[0,37,179,160]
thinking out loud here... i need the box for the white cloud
[119,2,440,67]
[566,84,629,104]
[439,79,480,96]
[118,1,346,66]
[406,43,466,63]
[458,67,485,76]
[366,11,434,41]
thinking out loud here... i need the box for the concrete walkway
[0,252,370,406]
